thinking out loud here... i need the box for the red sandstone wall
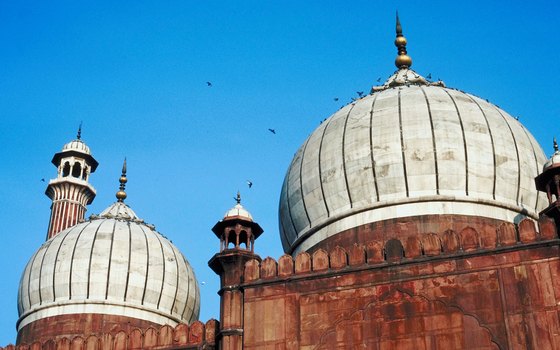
[241,217,560,349]
[309,214,527,254]
[17,314,161,345]
[4,320,217,350]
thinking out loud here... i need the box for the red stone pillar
[209,197,264,349]
[209,250,260,350]
[46,180,95,239]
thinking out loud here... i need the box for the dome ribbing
[17,201,200,330]
[279,72,547,254]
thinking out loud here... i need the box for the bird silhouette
[333,97,339,101]
[206,81,212,87]
[268,128,276,134]
[376,77,381,82]
[356,91,364,97]
[40,178,45,182]
[426,73,432,79]
[246,180,253,188]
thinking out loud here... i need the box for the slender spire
[554,137,559,153]
[77,122,82,140]
[116,158,128,202]
[235,191,241,204]
[394,11,412,69]
[396,11,403,36]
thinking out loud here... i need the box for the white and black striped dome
[17,201,200,330]
[279,68,548,254]
[543,141,560,171]
[62,139,91,155]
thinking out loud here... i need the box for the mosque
[3,16,560,350]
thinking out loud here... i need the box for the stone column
[209,250,261,350]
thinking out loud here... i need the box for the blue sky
[0,0,558,345]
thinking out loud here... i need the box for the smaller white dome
[224,203,253,221]
[543,152,560,170]
[543,143,560,170]
[62,139,91,155]
[17,201,200,331]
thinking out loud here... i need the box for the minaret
[209,193,263,350]
[535,138,560,227]
[45,126,98,239]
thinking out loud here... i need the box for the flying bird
[376,77,381,82]
[246,180,253,188]
[40,178,45,182]
[268,128,276,134]
[206,81,212,87]
[333,97,339,101]
[356,91,364,97]
[426,73,432,79]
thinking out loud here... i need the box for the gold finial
[554,137,559,152]
[395,12,412,69]
[77,122,82,140]
[116,158,127,202]
[235,191,241,204]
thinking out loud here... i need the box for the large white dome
[279,68,548,254]
[17,201,200,330]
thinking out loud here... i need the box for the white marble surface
[18,202,200,330]
[280,73,547,253]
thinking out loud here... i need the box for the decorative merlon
[244,217,558,283]
[5,320,218,350]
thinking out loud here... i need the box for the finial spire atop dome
[554,137,558,153]
[396,11,403,35]
[395,12,412,69]
[77,122,82,140]
[116,158,128,202]
[373,14,444,92]
[235,191,241,204]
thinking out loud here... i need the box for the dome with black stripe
[17,201,200,330]
[279,67,548,254]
